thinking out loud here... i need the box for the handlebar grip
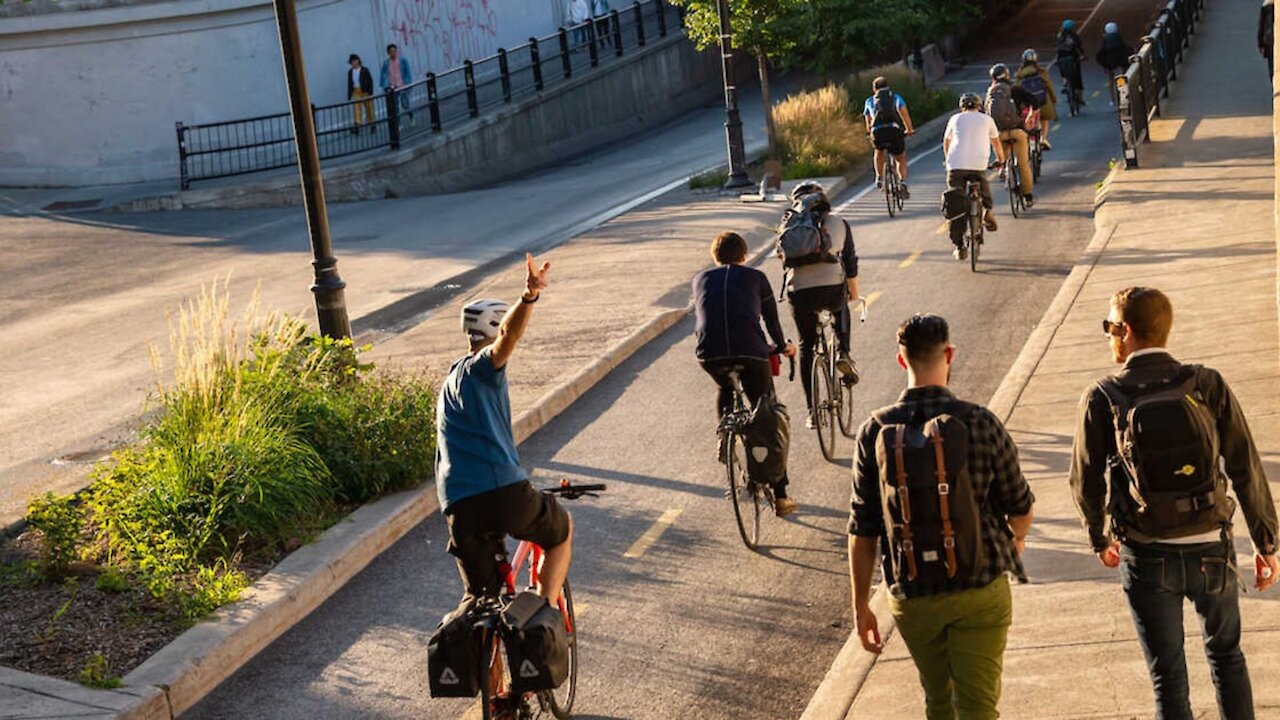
[573,483,607,493]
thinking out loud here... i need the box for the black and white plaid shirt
[849,386,1035,599]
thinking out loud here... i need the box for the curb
[798,164,1124,720]
[99,170,842,720]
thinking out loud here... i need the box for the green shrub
[689,168,730,190]
[26,493,84,575]
[775,83,868,178]
[78,652,121,689]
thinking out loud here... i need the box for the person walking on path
[1015,49,1056,150]
[694,231,799,516]
[942,92,1004,261]
[436,254,575,610]
[567,0,590,48]
[850,313,1035,720]
[380,44,413,121]
[1095,23,1135,106]
[592,0,612,50]
[1259,0,1275,78]
[1069,286,1280,720]
[347,54,375,134]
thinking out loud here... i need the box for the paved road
[184,10,1160,715]
[0,91,768,527]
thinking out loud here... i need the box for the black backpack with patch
[775,193,835,268]
[1099,365,1234,540]
[874,401,987,595]
[743,394,790,486]
[871,87,903,128]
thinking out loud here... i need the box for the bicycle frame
[504,541,574,634]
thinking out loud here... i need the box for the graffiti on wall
[388,0,499,74]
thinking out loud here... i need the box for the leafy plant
[95,568,128,594]
[689,168,730,190]
[26,493,84,576]
[78,653,121,689]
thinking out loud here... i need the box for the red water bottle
[770,353,781,377]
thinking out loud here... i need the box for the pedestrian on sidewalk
[1095,23,1134,106]
[380,44,413,122]
[1259,0,1274,79]
[850,313,1035,720]
[778,182,863,427]
[347,54,375,134]
[592,0,611,50]
[567,0,590,49]
[1069,286,1280,720]
[693,231,799,517]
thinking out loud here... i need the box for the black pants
[700,357,788,495]
[789,285,850,412]
[946,170,993,247]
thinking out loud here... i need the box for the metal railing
[176,0,681,190]
[1116,0,1204,168]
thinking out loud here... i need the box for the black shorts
[872,126,906,155]
[445,480,571,597]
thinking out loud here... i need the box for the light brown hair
[1112,286,1173,345]
[711,231,748,265]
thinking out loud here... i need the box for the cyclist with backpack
[694,231,799,517]
[985,63,1038,208]
[436,254,574,611]
[1096,23,1135,106]
[1015,49,1056,150]
[776,182,862,428]
[850,313,1035,718]
[1056,19,1087,110]
[1070,286,1279,720]
[942,92,1004,261]
[863,76,916,198]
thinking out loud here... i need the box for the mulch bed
[0,532,275,685]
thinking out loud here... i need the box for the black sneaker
[836,353,860,385]
[1023,194,1035,208]
[900,183,910,200]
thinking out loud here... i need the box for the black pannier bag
[743,395,790,486]
[427,601,481,698]
[501,591,570,694]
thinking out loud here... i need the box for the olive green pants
[889,575,1012,720]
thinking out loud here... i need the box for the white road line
[622,509,682,558]
[835,144,944,213]
[1079,0,1112,35]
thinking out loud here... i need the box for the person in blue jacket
[380,44,413,120]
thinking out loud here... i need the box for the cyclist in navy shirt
[694,231,798,515]
[436,253,573,608]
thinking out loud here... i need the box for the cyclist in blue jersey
[436,253,572,609]
[863,76,916,198]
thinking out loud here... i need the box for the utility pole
[271,0,352,339]
[714,0,753,189]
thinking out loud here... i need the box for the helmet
[990,63,1010,80]
[461,299,509,341]
[959,92,982,110]
[790,181,826,202]
[1022,48,1038,63]
[1104,21,1119,34]
[1062,19,1076,31]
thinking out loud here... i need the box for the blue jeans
[1120,537,1253,720]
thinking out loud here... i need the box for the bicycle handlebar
[851,297,869,323]
[543,479,606,499]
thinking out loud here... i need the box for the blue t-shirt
[435,346,527,511]
[863,92,907,129]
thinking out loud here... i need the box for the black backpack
[501,591,570,694]
[1099,366,1234,539]
[427,601,481,698]
[1019,73,1049,107]
[870,87,902,128]
[775,194,835,268]
[986,82,1021,131]
[874,402,986,594]
[743,394,790,486]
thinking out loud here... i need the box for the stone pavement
[849,1,1280,717]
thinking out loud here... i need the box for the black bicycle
[718,355,793,549]
[1028,127,1043,182]
[474,480,604,720]
[1001,141,1027,218]
[809,300,868,461]
[881,151,906,218]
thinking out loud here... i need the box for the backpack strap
[891,426,919,582]
[930,426,959,579]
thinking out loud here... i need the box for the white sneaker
[805,415,816,430]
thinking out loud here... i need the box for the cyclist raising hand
[436,253,573,609]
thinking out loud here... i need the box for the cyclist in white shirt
[942,93,1005,261]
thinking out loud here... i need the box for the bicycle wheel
[969,214,981,273]
[1031,141,1042,181]
[541,582,577,719]
[726,430,762,550]
[480,627,515,720]
[885,170,897,218]
[811,346,837,462]
[1006,161,1021,218]
[836,359,856,438]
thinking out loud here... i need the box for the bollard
[176,122,190,190]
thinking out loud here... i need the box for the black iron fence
[1116,0,1204,168]
[176,0,681,190]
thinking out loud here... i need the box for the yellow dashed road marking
[623,509,682,558]
[864,290,884,308]
[1090,90,1101,99]
[898,250,923,269]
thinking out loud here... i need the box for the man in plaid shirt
[849,314,1034,719]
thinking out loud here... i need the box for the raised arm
[491,253,550,370]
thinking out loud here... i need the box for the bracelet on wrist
[521,293,540,304]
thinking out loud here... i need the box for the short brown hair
[711,231,748,265]
[1112,286,1173,345]
[872,76,889,91]
[897,313,950,366]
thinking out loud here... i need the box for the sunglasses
[1102,319,1126,337]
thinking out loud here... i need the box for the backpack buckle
[943,536,956,548]
[938,482,950,496]
[903,539,914,552]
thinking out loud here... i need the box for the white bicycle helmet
[1022,48,1038,63]
[461,298,509,341]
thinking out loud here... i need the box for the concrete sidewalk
[848,1,1280,717]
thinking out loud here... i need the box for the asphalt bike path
[183,48,1138,720]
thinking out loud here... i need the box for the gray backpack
[775,194,834,268]
[986,82,1020,131]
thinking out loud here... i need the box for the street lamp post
[271,0,352,339]
[714,0,753,189]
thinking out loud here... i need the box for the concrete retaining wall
[114,32,721,210]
